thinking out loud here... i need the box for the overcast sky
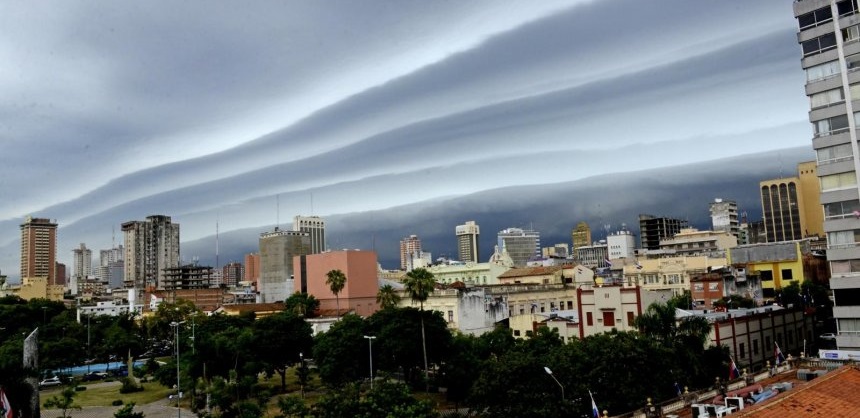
[0,0,811,279]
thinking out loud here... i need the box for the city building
[577,285,673,338]
[622,255,728,297]
[76,289,143,319]
[12,276,64,301]
[161,264,214,290]
[710,198,740,239]
[510,310,579,342]
[99,245,123,266]
[541,243,569,259]
[689,270,729,310]
[759,161,824,242]
[293,215,326,254]
[244,253,260,285]
[71,243,92,295]
[658,227,738,257]
[571,222,592,260]
[399,234,423,270]
[294,250,378,316]
[122,215,180,291]
[575,242,609,269]
[606,228,636,260]
[638,214,687,251]
[497,227,541,267]
[222,262,244,288]
[259,228,310,303]
[426,261,510,286]
[20,217,58,284]
[55,261,66,286]
[728,241,808,301]
[95,261,124,289]
[455,221,480,263]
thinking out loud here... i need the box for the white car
[39,377,62,388]
[820,333,837,341]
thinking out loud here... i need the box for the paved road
[42,398,198,418]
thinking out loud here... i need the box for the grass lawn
[40,381,174,407]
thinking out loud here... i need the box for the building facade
[244,253,260,285]
[259,228,310,303]
[571,222,592,261]
[497,228,541,267]
[72,243,92,282]
[122,215,180,291]
[710,198,740,239]
[455,221,480,263]
[639,214,687,251]
[222,262,244,288]
[20,217,58,284]
[293,215,326,254]
[399,234,423,270]
[607,229,636,260]
[294,250,379,316]
[759,161,824,243]
[658,228,738,257]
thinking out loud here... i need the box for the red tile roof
[735,365,860,418]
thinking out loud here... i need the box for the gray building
[293,215,326,254]
[456,221,480,263]
[259,228,310,303]
[497,228,540,267]
[122,215,180,291]
[794,0,860,350]
[710,198,739,239]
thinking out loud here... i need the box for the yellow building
[14,276,64,301]
[728,241,805,300]
[622,255,727,296]
[759,161,823,242]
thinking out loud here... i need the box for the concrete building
[658,227,738,257]
[77,289,143,319]
[509,310,579,342]
[571,222,592,261]
[222,262,243,288]
[541,243,569,259]
[690,270,729,310]
[577,285,673,338]
[12,276,64,301]
[728,241,808,301]
[294,250,378,317]
[710,198,740,239]
[95,260,124,289]
[455,221,480,263]
[244,253,260,285]
[398,286,508,335]
[259,228,310,303]
[72,243,92,283]
[426,261,510,286]
[759,161,824,242]
[55,261,66,286]
[20,217,58,284]
[607,229,636,260]
[638,214,687,251]
[293,215,326,254]
[497,228,541,267]
[99,245,123,266]
[622,255,728,297]
[399,234,422,270]
[575,242,609,269]
[122,215,180,291]
[162,264,214,290]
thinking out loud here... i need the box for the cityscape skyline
[0,1,812,279]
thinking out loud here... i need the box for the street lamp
[364,335,377,390]
[170,321,186,418]
[544,366,564,401]
[299,352,305,399]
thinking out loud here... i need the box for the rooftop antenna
[778,152,784,178]
[216,214,220,271]
[276,194,280,230]
[111,225,115,248]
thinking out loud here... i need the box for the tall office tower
[100,245,124,267]
[759,161,824,242]
[244,253,260,284]
[20,217,58,283]
[638,214,687,251]
[496,227,541,267]
[122,215,180,291]
[455,221,480,263]
[259,228,310,303]
[794,0,860,349]
[293,215,326,254]
[222,262,244,288]
[400,234,423,270]
[710,198,739,239]
[571,222,592,261]
[72,243,92,281]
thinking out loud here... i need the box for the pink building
[294,250,379,317]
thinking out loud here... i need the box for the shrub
[119,377,144,394]
[74,386,87,392]
[112,400,124,406]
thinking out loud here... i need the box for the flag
[775,342,786,366]
[590,390,599,418]
[604,258,612,267]
[674,382,682,397]
[728,356,740,380]
[0,387,12,418]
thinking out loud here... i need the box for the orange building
[294,250,379,317]
[20,217,58,284]
[244,253,260,285]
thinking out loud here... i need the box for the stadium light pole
[544,366,564,401]
[364,335,377,390]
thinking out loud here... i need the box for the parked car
[80,371,108,382]
[39,376,62,389]
[820,333,837,340]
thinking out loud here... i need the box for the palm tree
[376,284,401,310]
[403,267,436,391]
[325,269,347,317]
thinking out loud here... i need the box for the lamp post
[544,366,564,401]
[86,314,91,374]
[364,335,376,390]
[299,352,305,399]
[170,321,186,418]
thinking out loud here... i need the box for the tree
[254,312,313,392]
[402,268,437,391]
[366,307,452,385]
[43,385,81,418]
[285,292,320,318]
[376,284,401,310]
[313,314,368,386]
[325,269,347,317]
[276,395,310,418]
[114,402,145,418]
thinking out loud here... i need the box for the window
[798,6,833,29]
[694,283,704,291]
[807,60,841,81]
[567,301,573,310]
[844,24,860,43]
[782,269,793,282]
[813,114,849,136]
[839,0,859,16]
[802,32,837,56]
[832,259,860,274]
[739,343,746,359]
[810,88,844,108]
[828,229,860,246]
[586,312,593,326]
[602,311,615,325]
[761,271,773,282]
[709,283,718,291]
[821,172,858,191]
[817,144,853,165]
[447,310,454,323]
[753,340,760,356]
[627,311,635,326]
[513,330,521,336]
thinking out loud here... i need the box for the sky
[0,0,812,279]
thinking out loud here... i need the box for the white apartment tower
[456,221,480,263]
[794,0,860,349]
[122,215,180,291]
[72,243,92,281]
[400,235,422,270]
[293,215,326,254]
[709,198,739,239]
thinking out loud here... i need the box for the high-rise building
[72,243,92,281]
[606,229,636,260]
[259,228,310,303]
[759,162,824,243]
[244,253,260,284]
[497,228,540,267]
[293,215,326,254]
[20,217,57,284]
[571,222,592,261]
[638,214,687,251]
[400,235,422,270]
[222,262,244,288]
[710,198,739,239]
[455,221,480,263]
[122,215,180,291]
[55,262,66,286]
[794,0,860,349]
[100,245,124,267]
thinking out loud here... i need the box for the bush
[114,402,145,418]
[112,400,124,406]
[119,377,143,394]
[74,386,87,392]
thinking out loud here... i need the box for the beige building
[509,310,579,342]
[759,161,824,243]
[426,261,509,286]
[14,276,64,301]
[577,285,673,338]
[658,227,738,257]
[622,255,727,296]
[396,285,508,335]
[20,217,58,285]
